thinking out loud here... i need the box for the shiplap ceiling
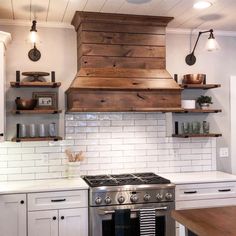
[0,0,236,31]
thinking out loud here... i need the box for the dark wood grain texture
[172,206,236,236]
[79,44,165,58]
[80,22,166,34]
[66,89,181,112]
[67,11,181,112]
[72,11,173,31]
[10,82,61,88]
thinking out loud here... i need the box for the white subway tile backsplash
[0,112,217,181]
[8,148,35,154]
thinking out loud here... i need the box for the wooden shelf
[180,84,221,90]
[12,109,62,114]
[66,107,185,113]
[10,82,61,88]
[174,109,222,113]
[172,133,222,138]
[11,136,63,142]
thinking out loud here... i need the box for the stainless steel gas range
[82,172,175,236]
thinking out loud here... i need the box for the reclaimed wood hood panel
[66,11,181,112]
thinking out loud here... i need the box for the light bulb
[205,38,219,51]
[193,1,212,9]
[30,31,37,44]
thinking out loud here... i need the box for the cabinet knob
[53,216,57,220]
[20,200,24,204]
[61,216,64,220]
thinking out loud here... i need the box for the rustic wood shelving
[12,109,62,114]
[174,109,222,113]
[172,134,222,138]
[180,84,221,90]
[11,136,63,142]
[10,82,61,88]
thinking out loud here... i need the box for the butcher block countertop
[172,206,236,236]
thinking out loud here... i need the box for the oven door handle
[99,206,168,215]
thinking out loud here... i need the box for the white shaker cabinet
[0,31,11,141]
[59,208,88,236]
[28,210,58,236]
[28,190,88,236]
[175,181,236,236]
[0,194,27,236]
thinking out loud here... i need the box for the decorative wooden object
[66,12,182,112]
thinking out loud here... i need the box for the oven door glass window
[102,215,166,236]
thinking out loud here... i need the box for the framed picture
[32,92,58,110]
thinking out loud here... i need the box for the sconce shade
[205,33,219,51]
[185,29,219,66]
[28,20,41,61]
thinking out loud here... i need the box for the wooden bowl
[15,98,37,110]
[182,74,205,84]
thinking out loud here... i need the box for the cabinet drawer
[176,182,236,201]
[28,190,88,211]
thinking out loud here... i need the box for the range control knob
[165,193,173,201]
[105,196,112,205]
[95,197,102,205]
[130,194,138,203]
[143,194,151,202]
[118,196,125,204]
[156,193,163,201]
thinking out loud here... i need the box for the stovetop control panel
[90,187,175,206]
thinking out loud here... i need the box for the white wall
[166,32,236,173]
[0,25,77,139]
[0,24,235,180]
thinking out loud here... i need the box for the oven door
[89,202,175,236]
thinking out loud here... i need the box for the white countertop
[161,171,236,185]
[0,178,89,195]
[0,171,236,194]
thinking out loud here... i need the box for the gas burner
[88,179,118,187]
[110,174,134,178]
[116,177,144,185]
[143,176,170,184]
[85,175,110,180]
[82,172,171,187]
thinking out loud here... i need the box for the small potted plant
[196,95,213,109]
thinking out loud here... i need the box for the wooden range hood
[66,11,182,112]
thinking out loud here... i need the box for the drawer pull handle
[53,216,57,220]
[51,199,66,202]
[184,191,197,194]
[61,216,64,220]
[20,200,24,204]
[218,189,231,192]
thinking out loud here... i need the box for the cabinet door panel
[28,210,58,236]
[0,194,27,236]
[59,208,88,236]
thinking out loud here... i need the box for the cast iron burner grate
[82,172,171,187]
